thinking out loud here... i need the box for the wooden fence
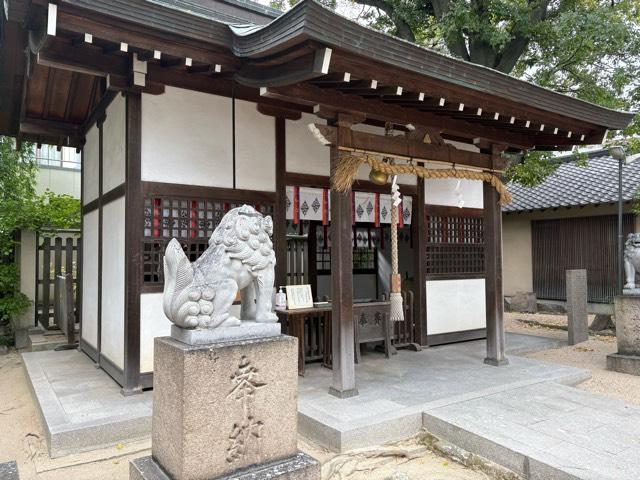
[531,214,633,303]
[36,230,81,330]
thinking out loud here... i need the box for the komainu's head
[210,204,275,271]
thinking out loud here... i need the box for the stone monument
[566,269,588,345]
[607,233,640,376]
[130,205,320,480]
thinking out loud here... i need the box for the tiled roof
[504,151,640,212]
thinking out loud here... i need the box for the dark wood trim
[99,353,125,387]
[97,117,104,365]
[284,172,418,197]
[123,92,143,395]
[427,328,486,346]
[78,141,84,343]
[426,273,486,281]
[141,284,164,294]
[79,337,98,363]
[102,182,126,205]
[82,198,100,215]
[414,177,427,346]
[141,181,276,205]
[274,117,287,290]
[257,104,302,120]
[483,146,508,366]
[82,89,118,135]
[425,205,484,218]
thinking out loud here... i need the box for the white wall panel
[103,93,126,193]
[141,87,233,188]
[100,197,126,369]
[286,113,328,175]
[140,293,171,373]
[424,141,483,208]
[235,100,276,192]
[83,125,99,204]
[426,279,486,334]
[81,210,99,348]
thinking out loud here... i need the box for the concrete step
[28,328,77,352]
[422,382,640,480]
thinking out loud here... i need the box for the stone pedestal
[130,334,319,480]
[607,295,640,376]
[566,269,588,345]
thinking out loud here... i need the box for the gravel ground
[505,312,640,407]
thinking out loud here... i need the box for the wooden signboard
[285,285,314,310]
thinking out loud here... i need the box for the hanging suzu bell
[368,166,389,185]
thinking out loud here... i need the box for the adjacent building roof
[504,150,640,213]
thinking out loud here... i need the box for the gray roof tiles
[504,153,640,212]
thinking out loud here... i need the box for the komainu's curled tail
[162,239,200,328]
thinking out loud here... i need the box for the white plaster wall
[286,113,329,176]
[235,100,276,192]
[424,141,483,208]
[103,93,126,193]
[81,210,99,348]
[100,197,125,369]
[426,279,486,334]
[83,125,99,204]
[141,87,233,188]
[140,293,171,373]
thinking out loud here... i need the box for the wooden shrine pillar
[413,175,427,346]
[274,117,287,290]
[483,145,508,366]
[328,121,358,398]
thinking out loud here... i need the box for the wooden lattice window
[143,197,273,286]
[313,226,378,275]
[426,211,484,278]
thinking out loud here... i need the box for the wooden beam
[483,145,508,366]
[284,172,417,196]
[257,104,302,120]
[20,118,82,137]
[235,48,332,88]
[313,124,495,169]
[262,84,536,150]
[37,39,128,78]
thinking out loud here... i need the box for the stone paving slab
[22,349,152,458]
[423,382,640,480]
[23,333,583,458]
[298,333,587,451]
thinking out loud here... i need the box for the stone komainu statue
[624,233,640,289]
[162,205,278,329]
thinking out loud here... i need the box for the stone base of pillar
[607,295,640,376]
[606,353,640,376]
[484,357,509,367]
[328,386,359,399]
[130,453,320,480]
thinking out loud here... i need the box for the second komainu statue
[162,204,278,329]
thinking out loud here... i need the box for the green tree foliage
[0,136,80,332]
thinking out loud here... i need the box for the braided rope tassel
[390,175,404,322]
